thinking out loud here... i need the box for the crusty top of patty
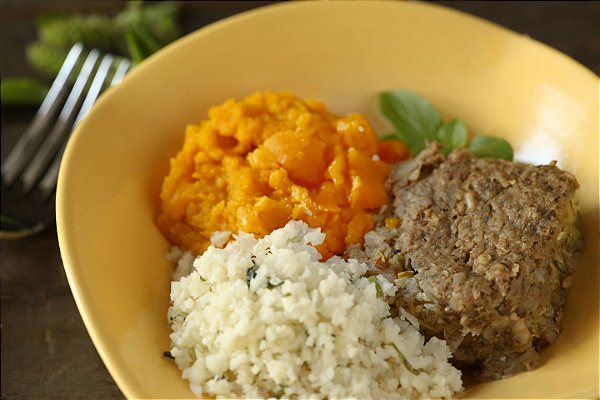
[347,143,582,380]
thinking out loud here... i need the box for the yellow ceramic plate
[57,1,599,398]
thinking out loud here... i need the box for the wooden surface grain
[1,2,598,399]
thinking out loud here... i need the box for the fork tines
[1,43,130,200]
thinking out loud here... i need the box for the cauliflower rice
[168,221,463,399]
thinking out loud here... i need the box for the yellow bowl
[56,1,599,398]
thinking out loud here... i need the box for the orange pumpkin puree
[157,91,408,258]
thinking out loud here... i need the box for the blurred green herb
[380,90,513,160]
[5,1,181,106]
[28,1,180,74]
[1,78,50,105]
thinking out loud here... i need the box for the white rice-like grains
[168,220,463,399]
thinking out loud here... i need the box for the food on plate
[157,91,409,259]
[346,143,583,380]
[167,221,463,399]
[161,90,583,398]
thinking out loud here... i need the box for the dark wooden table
[1,2,598,399]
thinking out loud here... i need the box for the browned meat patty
[346,143,582,380]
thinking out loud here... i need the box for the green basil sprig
[468,135,514,161]
[379,90,513,160]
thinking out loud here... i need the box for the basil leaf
[435,119,467,155]
[379,91,442,138]
[379,90,514,161]
[382,132,400,141]
[468,135,514,161]
[379,91,442,155]
[381,131,427,155]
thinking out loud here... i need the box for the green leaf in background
[26,41,72,77]
[379,91,442,155]
[26,1,181,77]
[124,30,146,65]
[38,14,116,52]
[468,135,514,161]
[116,1,180,49]
[1,78,50,106]
[14,1,181,106]
[435,119,467,155]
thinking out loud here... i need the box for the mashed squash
[157,91,408,258]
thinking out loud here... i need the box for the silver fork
[1,43,130,238]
